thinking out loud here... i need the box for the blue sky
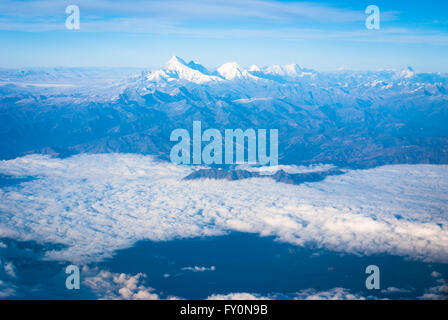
[0,0,447,71]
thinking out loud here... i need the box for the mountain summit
[217,62,257,80]
[140,57,424,89]
[265,64,312,78]
[164,56,188,71]
[399,66,415,79]
[143,56,313,85]
[144,56,222,84]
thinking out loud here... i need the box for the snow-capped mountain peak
[264,63,312,77]
[399,66,415,79]
[249,65,261,72]
[138,57,429,90]
[217,62,257,80]
[146,56,222,84]
[165,55,188,71]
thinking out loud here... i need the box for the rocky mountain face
[184,168,345,185]
[0,56,447,169]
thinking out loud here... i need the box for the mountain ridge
[0,57,447,169]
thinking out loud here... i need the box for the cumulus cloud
[380,287,412,294]
[293,288,367,300]
[83,270,160,300]
[0,280,15,298]
[207,292,269,300]
[182,266,215,272]
[83,271,368,301]
[3,262,16,278]
[206,288,368,300]
[418,281,448,300]
[0,154,447,264]
[0,259,16,278]
[83,267,184,300]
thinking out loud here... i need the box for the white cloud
[293,288,366,300]
[4,262,16,278]
[0,154,447,264]
[0,280,15,298]
[83,267,183,300]
[418,281,448,300]
[207,288,368,300]
[380,287,412,294]
[207,292,269,300]
[431,271,442,278]
[83,270,160,300]
[83,271,370,300]
[3,0,442,46]
[0,258,16,278]
[0,0,388,25]
[182,266,216,272]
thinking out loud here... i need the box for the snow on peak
[143,57,318,85]
[399,67,415,79]
[165,56,188,71]
[265,64,305,77]
[146,56,222,84]
[249,65,261,72]
[217,62,257,80]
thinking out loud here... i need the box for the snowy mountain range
[133,56,445,86]
[0,56,447,168]
[138,56,314,84]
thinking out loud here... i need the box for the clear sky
[0,0,447,72]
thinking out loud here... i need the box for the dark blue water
[1,233,447,299]
[0,174,35,188]
[99,233,448,299]
[0,238,96,299]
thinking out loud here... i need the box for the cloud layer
[1,0,445,46]
[83,268,370,300]
[206,288,367,300]
[0,0,388,29]
[0,153,447,264]
[83,269,161,300]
